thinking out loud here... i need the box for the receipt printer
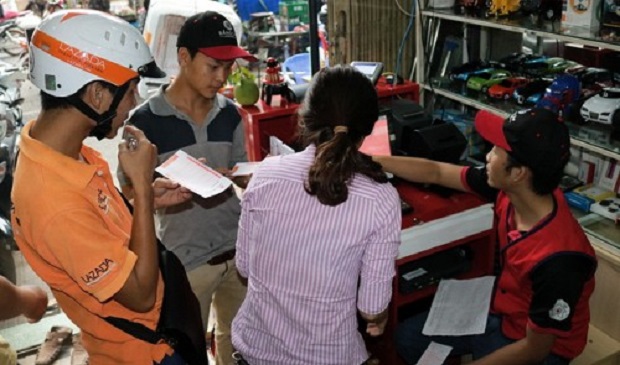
[398,247,473,294]
[386,99,433,155]
[400,120,467,164]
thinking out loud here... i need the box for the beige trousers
[186,258,246,365]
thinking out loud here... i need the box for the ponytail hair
[300,66,387,206]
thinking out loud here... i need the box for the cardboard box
[561,0,600,30]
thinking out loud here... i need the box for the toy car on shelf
[576,68,614,102]
[448,60,500,81]
[488,77,530,99]
[513,78,552,105]
[522,57,580,77]
[498,53,546,73]
[466,69,512,92]
[536,74,581,119]
[580,88,620,128]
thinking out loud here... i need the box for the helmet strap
[68,82,131,140]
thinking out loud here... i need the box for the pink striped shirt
[232,145,401,365]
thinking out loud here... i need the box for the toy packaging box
[598,158,620,192]
[561,0,600,30]
[573,183,616,201]
[432,109,485,159]
[564,191,594,212]
[565,181,613,214]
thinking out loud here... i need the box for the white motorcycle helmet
[29,10,164,137]
[30,9,164,97]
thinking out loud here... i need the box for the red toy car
[488,77,529,99]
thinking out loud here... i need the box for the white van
[138,0,242,99]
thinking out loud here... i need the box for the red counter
[367,181,495,364]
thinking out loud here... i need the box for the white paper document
[232,162,261,177]
[422,276,496,336]
[416,342,453,365]
[155,150,232,199]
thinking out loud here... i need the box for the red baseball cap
[474,108,571,177]
[176,11,258,62]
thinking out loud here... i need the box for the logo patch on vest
[549,299,570,321]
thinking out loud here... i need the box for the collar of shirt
[148,84,224,122]
[19,121,104,189]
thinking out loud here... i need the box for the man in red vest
[375,107,596,365]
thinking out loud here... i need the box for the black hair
[40,80,118,111]
[177,47,199,59]
[300,66,387,206]
[505,153,565,196]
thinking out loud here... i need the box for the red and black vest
[492,189,596,359]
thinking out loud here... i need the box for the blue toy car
[513,78,552,105]
[449,60,500,81]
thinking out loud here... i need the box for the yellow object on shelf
[573,184,617,202]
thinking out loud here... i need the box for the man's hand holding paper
[153,178,192,210]
[155,151,233,199]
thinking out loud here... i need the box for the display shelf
[423,82,620,160]
[417,8,620,250]
[421,9,620,52]
[577,212,620,251]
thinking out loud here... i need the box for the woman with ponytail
[232,66,401,365]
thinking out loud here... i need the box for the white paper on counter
[155,150,232,199]
[232,162,261,177]
[422,276,495,336]
[416,342,453,365]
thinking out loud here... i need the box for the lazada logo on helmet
[58,42,105,73]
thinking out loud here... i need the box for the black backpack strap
[104,316,162,344]
[102,190,163,344]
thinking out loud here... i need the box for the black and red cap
[176,11,258,62]
[474,108,571,177]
